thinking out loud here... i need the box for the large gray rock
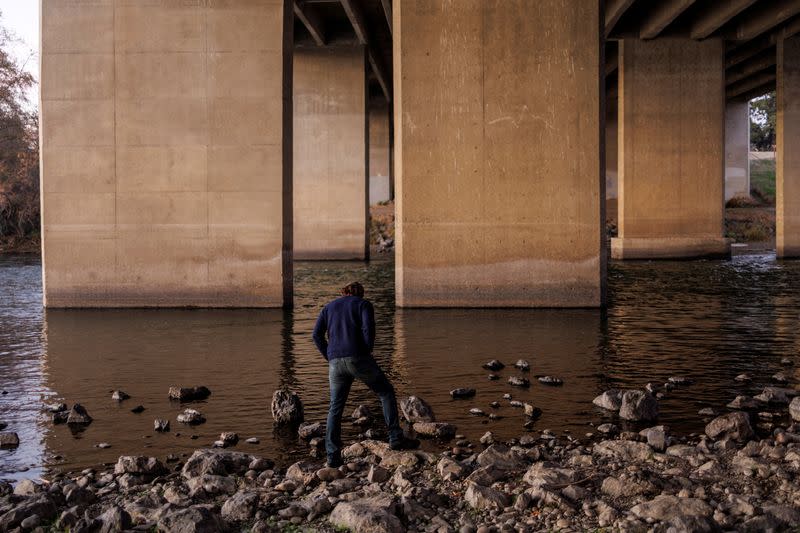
[705,411,753,441]
[630,495,714,532]
[593,440,653,462]
[0,495,58,531]
[436,457,468,481]
[522,462,576,489]
[157,506,224,533]
[298,422,324,440]
[271,389,304,425]
[412,422,456,440]
[115,456,167,476]
[98,506,132,533]
[329,494,403,533]
[754,387,794,404]
[790,396,800,421]
[476,444,527,471]
[0,432,19,448]
[168,386,211,402]
[464,482,510,510]
[592,389,624,411]
[400,396,435,423]
[221,491,259,521]
[182,449,254,479]
[619,390,658,421]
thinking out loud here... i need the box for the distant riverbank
[0,236,39,255]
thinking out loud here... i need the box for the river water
[1,253,799,482]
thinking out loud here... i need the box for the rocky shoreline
[3,392,800,532]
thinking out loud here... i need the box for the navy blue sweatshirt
[312,296,375,360]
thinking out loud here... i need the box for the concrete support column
[40,0,293,307]
[293,47,368,260]
[612,39,729,260]
[725,100,751,201]
[394,0,604,307]
[777,33,800,258]
[369,100,391,204]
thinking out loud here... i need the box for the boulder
[619,390,658,421]
[168,386,211,402]
[412,422,456,440]
[0,495,58,531]
[13,479,38,496]
[400,396,435,423]
[593,440,653,462]
[181,449,254,479]
[592,389,624,411]
[790,396,800,421]
[298,422,324,440]
[464,482,510,510]
[271,389,304,425]
[523,462,576,488]
[221,491,259,521]
[0,432,19,449]
[329,494,403,533]
[114,456,167,476]
[157,506,224,533]
[476,444,527,471]
[66,404,93,425]
[98,506,132,533]
[705,412,753,441]
[630,495,714,532]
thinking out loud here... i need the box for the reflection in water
[1,253,800,481]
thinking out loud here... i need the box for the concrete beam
[726,68,777,99]
[730,80,775,102]
[294,1,326,46]
[340,0,391,101]
[730,0,800,41]
[726,16,800,67]
[605,0,637,38]
[777,33,800,257]
[690,0,758,40]
[726,48,776,85]
[640,0,697,40]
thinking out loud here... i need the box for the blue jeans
[326,356,403,460]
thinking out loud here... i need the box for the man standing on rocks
[313,281,418,467]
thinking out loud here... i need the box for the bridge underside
[39,0,800,308]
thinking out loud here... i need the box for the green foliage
[750,158,776,205]
[750,92,776,151]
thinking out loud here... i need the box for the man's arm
[361,301,376,353]
[312,308,329,360]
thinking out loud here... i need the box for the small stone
[514,359,531,371]
[413,422,457,439]
[220,432,239,446]
[316,467,343,482]
[469,408,486,416]
[698,407,717,416]
[727,395,760,409]
[479,431,494,445]
[488,374,500,381]
[592,389,624,411]
[773,373,789,384]
[639,425,667,452]
[596,423,618,434]
[176,408,206,425]
[668,376,693,386]
[130,405,145,413]
[789,397,800,421]
[538,376,563,386]
[298,422,324,440]
[400,396,436,423]
[154,419,170,432]
[735,373,752,382]
[705,411,753,441]
[66,404,93,425]
[95,442,111,449]
[619,390,658,421]
[508,376,530,388]
[367,464,390,483]
[524,403,542,419]
[451,388,476,398]
[246,437,259,444]
[483,360,505,371]
[502,393,512,400]
[781,357,793,366]
[111,390,130,401]
[45,402,67,413]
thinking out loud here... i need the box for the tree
[750,92,775,151]
[0,15,38,246]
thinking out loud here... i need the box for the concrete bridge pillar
[777,33,800,258]
[394,0,604,307]
[369,100,392,204]
[293,47,369,260]
[725,100,751,202]
[612,38,729,260]
[40,0,293,307]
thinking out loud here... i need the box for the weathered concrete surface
[293,47,368,260]
[606,95,619,201]
[725,100,750,202]
[40,0,292,307]
[369,100,391,205]
[777,34,800,258]
[394,0,604,307]
[612,39,729,260]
